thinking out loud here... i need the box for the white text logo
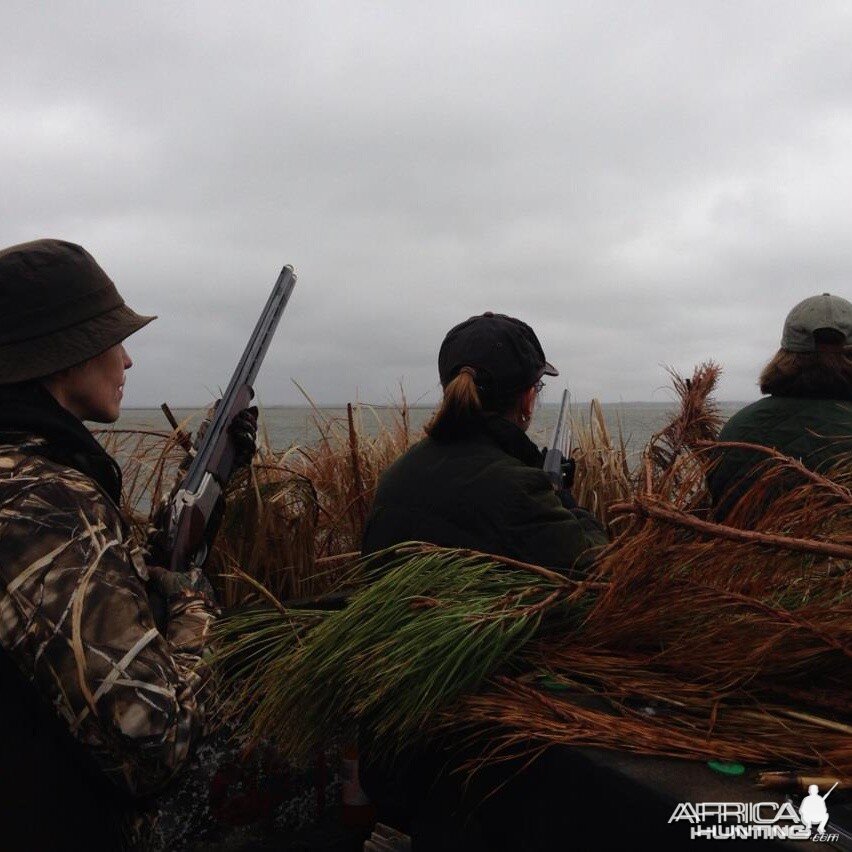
[669,784,839,842]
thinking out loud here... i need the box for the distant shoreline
[120,400,756,411]
[113,401,750,455]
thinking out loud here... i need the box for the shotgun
[166,265,296,572]
[543,388,571,491]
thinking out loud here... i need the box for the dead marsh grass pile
[100,370,851,784]
[99,399,416,607]
[567,398,633,528]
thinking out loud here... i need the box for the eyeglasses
[534,380,545,394]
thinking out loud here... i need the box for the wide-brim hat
[438,311,558,399]
[0,239,155,384]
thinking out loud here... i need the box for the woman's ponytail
[425,366,482,441]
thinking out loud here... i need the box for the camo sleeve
[0,457,217,798]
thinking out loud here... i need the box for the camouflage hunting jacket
[0,433,218,802]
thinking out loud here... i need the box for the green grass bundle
[213,544,594,764]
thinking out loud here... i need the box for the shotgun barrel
[166,265,296,571]
[543,388,571,490]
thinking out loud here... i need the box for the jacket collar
[0,382,123,506]
[478,413,545,468]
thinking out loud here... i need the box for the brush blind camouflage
[0,433,217,830]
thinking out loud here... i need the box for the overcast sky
[3,1,852,406]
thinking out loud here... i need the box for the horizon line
[120,399,755,410]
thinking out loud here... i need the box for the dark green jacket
[363,415,607,573]
[707,395,852,515]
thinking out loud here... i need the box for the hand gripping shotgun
[542,388,572,491]
[166,265,297,572]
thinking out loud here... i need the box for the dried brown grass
[445,365,851,777]
[211,401,414,606]
[568,399,633,528]
[450,467,852,775]
[99,400,416,608]
[101,392,630,604]
[102,370,851,779]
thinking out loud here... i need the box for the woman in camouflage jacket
[0,239,253,849]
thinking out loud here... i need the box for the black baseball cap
[438,312,558,399]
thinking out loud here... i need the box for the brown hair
[759,340,852,400]
[425,367,483,441]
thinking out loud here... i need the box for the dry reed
[568,399,633,528]
[99,399,416,607]
[99,371,850,783]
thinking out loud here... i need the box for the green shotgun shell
[707,760,746,776]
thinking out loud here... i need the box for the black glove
[561,456,576,491]
[189,403,258,471]
[556,457,577,509]
[557,487,578,510]
[147,564,218,604]
[229,405,259,468]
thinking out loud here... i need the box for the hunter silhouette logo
[799,782,837,836]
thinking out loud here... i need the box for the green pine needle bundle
[213,544,592,764]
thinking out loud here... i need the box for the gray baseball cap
[781,293,852,352]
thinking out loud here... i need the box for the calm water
[114,401,750,464]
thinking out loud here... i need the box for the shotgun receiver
[543,388,571,490]
[166,265,297,572]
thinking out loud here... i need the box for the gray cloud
[3,1,851,406]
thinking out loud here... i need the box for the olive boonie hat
[781,293,852,352]
[438,311,558,399]
[0,239,155,384]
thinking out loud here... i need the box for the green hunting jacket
[0,432,218,848]
[363,414,607,573]
[707,395,852,515]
